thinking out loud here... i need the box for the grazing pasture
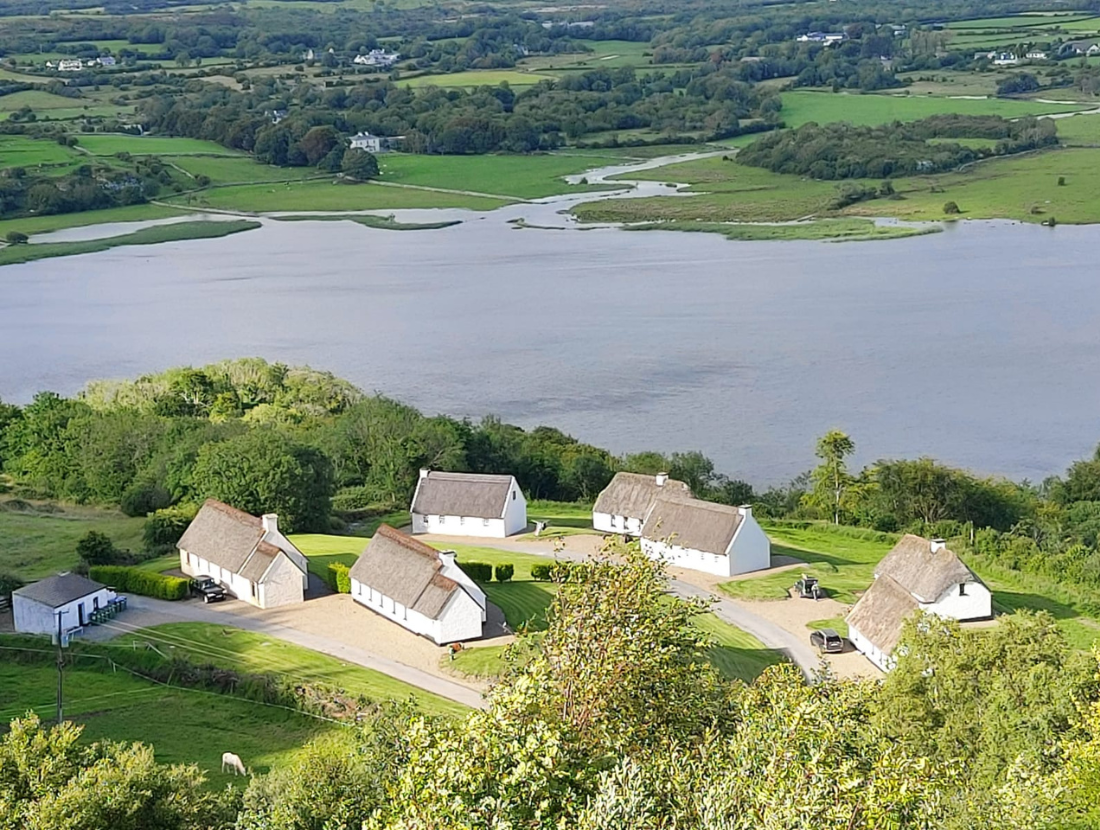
[76,134,242,156]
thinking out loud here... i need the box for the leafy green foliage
[461,561,492,582]
[89,565,189,600]
[75,530,121,566]
[327,562,351,594]
[494,563,514,582]
[0,573,23,600]
[143,503,198,551]
[341,148,379,181]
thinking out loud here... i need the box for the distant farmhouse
[349,524,486,644]
[13,573,119,636]
[592,471,692,536]
[846,535,992,671]
[349,131,385,153]
[410,470,527,538]
[1059,39,1100,57]
[796,32,846,45]
[178,500,309,609]
[354,49,400,68]
[640,498,771,577]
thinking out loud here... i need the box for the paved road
[91,595,485,710]
[429,535,821,678]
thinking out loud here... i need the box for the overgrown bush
[327,562,351,594]
[494,564,514,582]
[143,503,199,551]
[76,531,123,566]
[0,573,24,600]
[89,565,189,600]
[462,562,493,582]
[120,479,173,517]
[530,562,586,582]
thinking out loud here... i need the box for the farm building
[177,499,309,609]
[640,498,770,577]
[592,471,692,536]
[13,573,119,636]
[847,535,992,671]
[410,470,527,538]
[349,132,384,153]
[349,524,486,644]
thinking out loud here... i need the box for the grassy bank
[0,203,189,241]
[170,180,510,212]
[623,218,941,242]
[273,214,462,231]
[0,220,261,267]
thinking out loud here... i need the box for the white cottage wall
[258,555,306,609]
[921,583,992,621]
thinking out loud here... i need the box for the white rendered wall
[728,515,771,575]
[257,554,306,609]
[920,582,992,621]
[14,587,114,635]
[350,578,483,643]
[848,624,894,672]
[593,512,644,536]
[414,514,507,538]
[641,538,734,577]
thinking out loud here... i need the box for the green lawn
[0,500,145,580]
[0,662,333,789]
[1055,113,1100,145]
[76,134,243,156]
[169,179,511,212]
[377,152,611,200]
[778,90,1088,128]
[0,220,261,267]
[113,623,467,716]
[401,69,555,88]
[167,154,318,184]
[290,532,363,582]
[518,500,598,540]
[0,89,95,113]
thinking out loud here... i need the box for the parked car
[190,576,227,603]
[795,574,821,599]
[809,628,844,654]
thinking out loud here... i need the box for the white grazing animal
[221,752,247,776]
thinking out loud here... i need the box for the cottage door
[77,602,85,626]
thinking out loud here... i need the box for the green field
[0,661,333,788]
[167,154,319,184]
[401,69,554,88]
[623,218,940,243]
[0,203,188,241]
[0,500,145,580]
[0,134,83,167]
[0,219,262,267]
[76,134,243,156]
[779,90,1087,128]
[170,179,512,212]
[0,89,94,112]
[114,623,467,716]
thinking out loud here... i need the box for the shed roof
[845,575,920,657]
[874,534,981,604]
[641,497,744,556]
[411,472,516,520]
[15,573,106,609]
[593,472,692,519]
[349,525,463,620]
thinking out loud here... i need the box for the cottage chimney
[262,514,278,535]
[739,504,753,518]
[930,538,946,554]
[437,550,456,568]
[419,468,430,480]
[655,472,669,487]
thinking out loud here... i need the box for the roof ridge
[201,498,262,527]
[374,524,443,563]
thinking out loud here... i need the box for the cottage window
[512,491,516,501]
[251,582,258,598]
[959,583,967,596]
[482,518,490,527]
[460,517,466,526]
[610,516,617,528]
[439,516,446,525]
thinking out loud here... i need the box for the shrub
[120,479,173,517]
[530,562,584,582]
[943,201,960,215]
[89,565,189,600]
[77,531,122,566]
[494,563,514,583]
[530,563,554,580]
[1058,176,1066,186]
[0,573,24,600]
[327,562,351,594]
[462,561,493,582]
[143,503,199,551]
[5,231,28,245]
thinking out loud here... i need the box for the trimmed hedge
[494,564,514,583]
[530,562,587,582]
[89,565,189,601]
[462,561,493,582]
[327,562,352,594]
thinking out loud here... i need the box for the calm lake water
[2,200,1099,484]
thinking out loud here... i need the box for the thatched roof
[845,575,920,657]
[349,525,462,620]
[177,499,303,582]
[411,472,516,519]
[875,534,981,603]
[15,573,105,609]
[641,497,744,555]
[593,472,692,518]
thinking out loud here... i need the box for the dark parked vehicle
[795,574,821,599]
[809,628,845,654]
[190,576,227,603]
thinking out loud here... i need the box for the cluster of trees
[737,114,1057,179]
[136,64,779,158]
[6,548,1100,829]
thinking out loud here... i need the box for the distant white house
[797,32,846,45]
[411,470,527,538]
[13,573,118,636]
[847,535,992,671]
[97,56,116,67]
[57,59,83,72]
[1026,49,1048,60]
[177,499,309,609]
[640,498,770,577]
[349,131,385,153]
[349,524,486,644]
[592,471,692,536]
[354,49,400,67]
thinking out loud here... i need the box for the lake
[2,206,1099,485]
